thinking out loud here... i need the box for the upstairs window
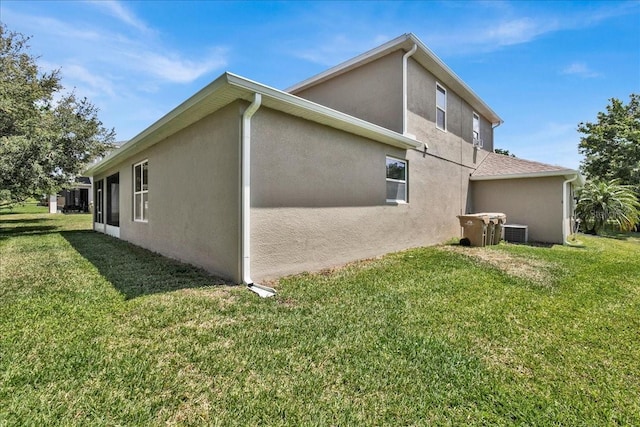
[436,84,447,131]
[133,160,148,222]
[473,112,480,141]
[386,157,407,203]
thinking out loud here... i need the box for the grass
[1,212,639,425]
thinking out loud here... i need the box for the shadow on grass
[0,225,60,238]
[0,217,51,224]
[61,230,232,299]
[598,231,640,241]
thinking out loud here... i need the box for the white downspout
[241,93,276,297]
[402,43,418,137]
[562,174,578,244]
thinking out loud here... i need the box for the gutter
[402,43,418,136]
[470,170,579,181]
[240,93,276,298]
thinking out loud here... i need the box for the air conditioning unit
[503,224,528,243]
[473,138,484,149]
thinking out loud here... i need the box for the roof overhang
[287,33,502,126]
[85,72,421,176]
[470,170,585,186]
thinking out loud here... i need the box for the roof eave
[470,170,583,183]
[85,72,420,176]
[286,33,502,125]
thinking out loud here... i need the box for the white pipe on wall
[562,174,578,244]
[240,93,276,297]
[402,44,418,136]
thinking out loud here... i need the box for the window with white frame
[386,156,407,203]
[133,160,148,222]
[436,84,447,131]
[473,112,480,141]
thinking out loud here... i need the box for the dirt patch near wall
[439,245,557,287]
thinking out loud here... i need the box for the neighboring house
[84,33,582,285]
[48,177,93,214]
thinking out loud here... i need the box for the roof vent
[503,224,528,243]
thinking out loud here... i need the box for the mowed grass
[1,210,639,425]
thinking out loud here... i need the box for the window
[94,179,103,223]
[436,84,447,131]
[386,157,407,203]
[473,112,480,141]
[133,160,148,222]
[106,173,119,226]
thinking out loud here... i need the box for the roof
[287,33,502,126]
[85,73,421,176]
[471,152,584,185]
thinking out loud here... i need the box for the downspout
[241,93,276,297]
[562,174,578,244]
[402,43,418,137]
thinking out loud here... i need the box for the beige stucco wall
[94,102,242,281]
[407,58,494,151]
[250,107,480,280]
[293,51,404,133]
[470,176,565,243]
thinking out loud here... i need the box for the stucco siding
[293,51,404,133]
[471,177,565,243]
[94,102,242,281]
[250,107,477,280]
[407,59,494,152]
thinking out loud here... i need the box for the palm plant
[576,179,640,234]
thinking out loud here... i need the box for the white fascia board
[470,170,582,182]
[226,73,421,150]
[85,73,232,176]
[85,71,419,176]
[286,33,412,93]
[286,33,502,126]
[407,35,502,125]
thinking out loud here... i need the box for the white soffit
[85,72,419,176]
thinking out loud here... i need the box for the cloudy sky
[2,0,639,169]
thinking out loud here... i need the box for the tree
[0,25,114,207]
[575,179,640,234]
[578,94,640,191]
[494,148,515,157]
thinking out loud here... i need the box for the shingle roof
[471,152,578,180]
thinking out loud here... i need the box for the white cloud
[561,62,602,78]
[423,2,638,56]
[293,34,391,66]
[132,50,228,84]
[88,0,152,33]
[480,17,557,47]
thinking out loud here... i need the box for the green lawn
[1,212,639,425]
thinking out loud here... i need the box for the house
[48,177,92,214]
[84,33,582,285]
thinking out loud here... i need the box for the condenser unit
[503,224,528,243]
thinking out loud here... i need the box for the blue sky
[2,0,639,169]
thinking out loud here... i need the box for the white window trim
[473,112,480,141]
[386,156,408,204]
[133,159,148,223]
[436,83,447,132]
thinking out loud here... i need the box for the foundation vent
[503,224,528,243]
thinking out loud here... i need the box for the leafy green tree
[0,25,114,207]
[494,148,515,157]
[578,94,640,191]
[576,179,640,234]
